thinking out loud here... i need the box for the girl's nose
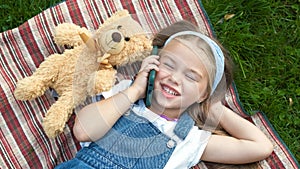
[169,72,182,85]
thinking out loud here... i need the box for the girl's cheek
[154,70,169,86]
[157,68,172,77]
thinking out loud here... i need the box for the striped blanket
[0,0,298,168]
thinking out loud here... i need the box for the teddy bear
[14,10,152,138]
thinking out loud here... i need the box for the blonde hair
[153,20,233,133]
[153,20,259,169]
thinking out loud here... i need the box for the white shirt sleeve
[164,127,211,169]
[102,80,132,98]
[188,128,211,167]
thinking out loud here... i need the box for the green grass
[1,0,299,163]
[0,0,62,32]
[202,0,300,162]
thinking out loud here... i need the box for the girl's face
[151,40,209,115]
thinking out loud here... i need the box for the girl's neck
[159,114,179,122]
[148,105,182,122]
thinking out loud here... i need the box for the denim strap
[174,112,195,140]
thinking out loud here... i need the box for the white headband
[165,31,225,95]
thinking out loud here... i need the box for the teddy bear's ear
[79,32,97,51]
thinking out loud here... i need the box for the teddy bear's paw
[43,121,64,138]
[14,77,48,100]
[42,95,75,138]
[43,107,72,138]
[87,70,117,96]
[43,116,65,138]
[54,23,91,48]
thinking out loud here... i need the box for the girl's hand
[201,101,273,164]
[73,55,160,142]
[129,55,160,100]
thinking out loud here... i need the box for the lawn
[1,0,299,162]
[202,0,299,161]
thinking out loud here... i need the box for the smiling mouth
[162,85,180,96]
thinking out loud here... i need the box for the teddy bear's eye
[117,25,122,29]
[124,37,130,41]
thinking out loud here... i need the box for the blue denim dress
[55,109,194,169]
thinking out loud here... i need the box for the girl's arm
[73,86,139,142]
[201,101,273,164]
[73,55,160,142]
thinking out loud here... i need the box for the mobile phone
[145,46,158,107]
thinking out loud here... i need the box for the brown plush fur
[14,10,152,138]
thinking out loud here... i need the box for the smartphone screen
[145,46,158,107]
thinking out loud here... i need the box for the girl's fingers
[145,64,159,72]
[139,63,159,74]
[147,54,160,60]
[148,55,160,65]
[139,55,160,72]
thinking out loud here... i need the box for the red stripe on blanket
[228,85,250,118]
[50,114,81,165]
[92,1,106,26]
[174,0,188,19]
[83,1,100,29]
[139,1,161,32]
[121,1,136,17]
[51,4,66,25]
[66,0,86,27]
[100,0,116,18]
[257,113,298,168]
[21,97,80,167]
[34,14,56,55]
[65,115,82,153]
[122,0,147,29]
[47,8,66,53]
[192,165,200,169]
[146,0,166,26]
[192,0,214,37]
[1,31,46,167]
[15,97,78,168]
[157,0,177,24]
[1,100,43,167]
[19,23,45,67]
[266,151,285,168]
[1,43,72,167]
[106,0,118,13]
[0,44,18,85]
[175,0,196,25]
[16,102,49,168]
[0,109,22,168]
[163,1,177,23]
[1,31,32,79]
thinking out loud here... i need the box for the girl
[56,21,273,169]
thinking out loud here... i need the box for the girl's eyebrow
[189,69,203,79]
[160,54,177,66]
[162,54,175,62]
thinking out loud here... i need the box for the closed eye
[186,72,200,82]
[163,62,174,70]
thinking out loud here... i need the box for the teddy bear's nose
[112,32,122,42]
